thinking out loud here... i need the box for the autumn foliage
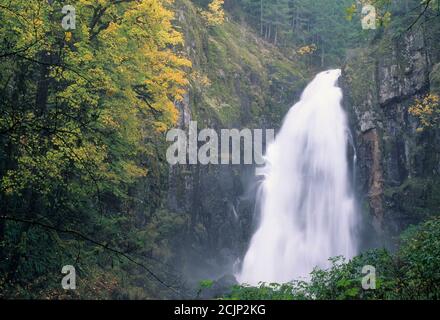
[409,94,440,131]
[0,0,190,298]
[201,0,225,26]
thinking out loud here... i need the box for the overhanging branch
[0,215,185,296]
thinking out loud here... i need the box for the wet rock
[378,31,429,106]
[343,28,440,243]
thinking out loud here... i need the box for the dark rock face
[168,159,256,279]
[343,29,440,244]
[167,0,307,282]
[377,32,429,106]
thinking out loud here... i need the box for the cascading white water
[237,69,358,285]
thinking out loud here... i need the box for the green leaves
[398,217,440,299]
[0,0,190,298]
[199,279,214,289]
[226,217,440,300]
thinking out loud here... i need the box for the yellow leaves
[65,31,72,42]
[104,160,147,184]
[1,132,90,196]
[150,97,180,132]
[346,4,357,21]
[409,94,440,131]
[34,18,44,28]
[427,94,440,103]
[153,121,170,133]
[90,0,190,129]
[190,70,211,88]
[100,113,120,130]
[200,0,225,26]
[0,0,191,196]
[78,0,96,5]
[297,44,317,56]
[382,11,392,27]
[83,52,94,62]
[106,22,119,34]
[122,161,148,179]
[100,21,120,41]
[174,88,187,101]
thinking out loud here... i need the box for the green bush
[398,218,440,299]
[225,217,440,300]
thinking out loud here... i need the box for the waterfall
[237,69,358,285]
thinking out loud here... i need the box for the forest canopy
[0,0,190,298]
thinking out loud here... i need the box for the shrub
[225,217,440,300]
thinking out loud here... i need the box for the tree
[0,0,190,298]
[409,94,440,131]
[201,0,225,25]
[235,0,361,67]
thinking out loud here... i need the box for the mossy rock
[176,0,307,129]
[384,178,440,222]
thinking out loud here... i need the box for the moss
[344,49,377,109]
[384,178,440,221]
[376,36,393,57]
[176,0,307,129]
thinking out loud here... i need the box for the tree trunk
[35,51,51,116]
[260,0,263,36]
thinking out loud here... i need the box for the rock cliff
[343,25,440,244]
